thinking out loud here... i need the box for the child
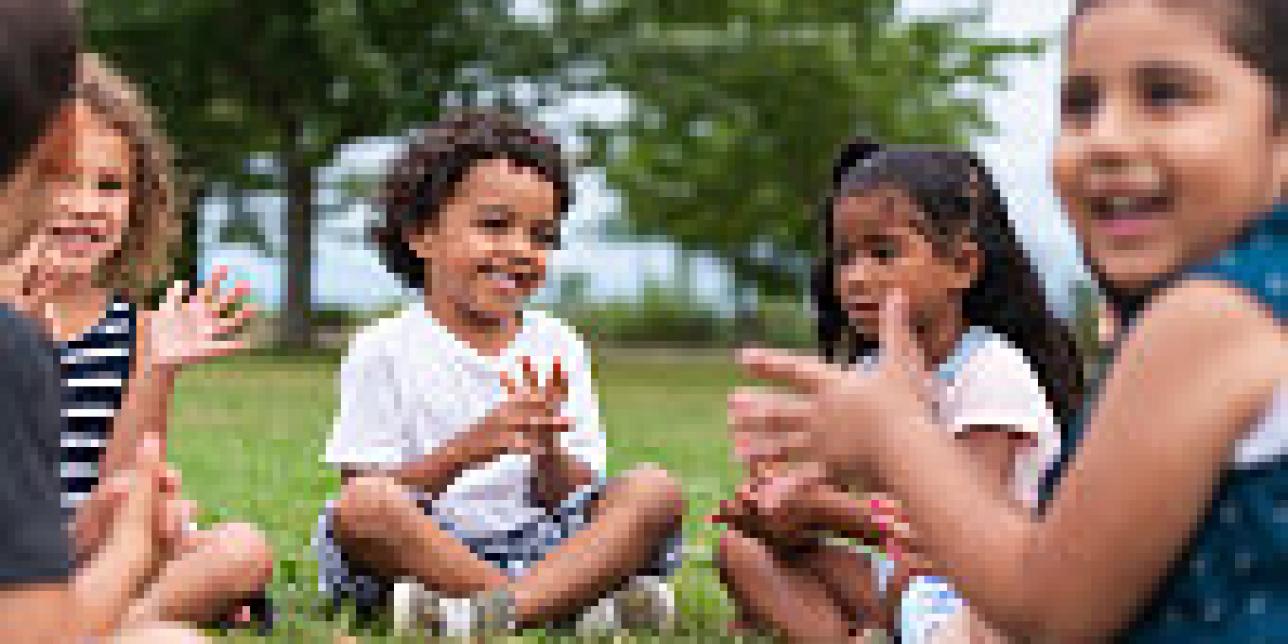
[734,0,1287,640]
[716,142,1083,642]
[317,109,684,634]
[8,54,274,630]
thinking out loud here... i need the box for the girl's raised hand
[142,265,257,371]
[0,229,60,319]
[734,290,934,485]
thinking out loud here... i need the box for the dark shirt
[0,303,71,584]
[1041,205,1287,642]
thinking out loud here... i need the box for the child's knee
[335,475,403,534]
[207,522,274,584]
[715,529,760,572]
[616,464,685,521]
[113,623,212,644]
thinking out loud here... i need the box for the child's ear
[1270,117,1288,202]
[405,224,435,262]
[950,238,982,292]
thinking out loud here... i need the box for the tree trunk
[731,277,759,346]
[174,182,206,287]
[281,145,315,350]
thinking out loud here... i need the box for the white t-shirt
[324,303,607,538]
[869,328,1061,643]
[932,326,1060,511]
[863,326,1060,509]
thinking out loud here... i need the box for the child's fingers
[729,393,812,463]
[519,414,571,440]
[189,275,215,310]
[728,388,812,430]
[545,415,573,434]
[192,265,228,309]
[737,348,835,395]
[709,499,739,525]
[545,357,569,405]
[212,301,257,337]
[210,279,249,318]
[758,469,810,514]
[520,356,539,390]
[499,371,518,397]
[5,229,51,283]
[159,280,187,314]
[736,431,806,464]
[733,478,763,508]
[3,233,58,313]
[194,339,250,360]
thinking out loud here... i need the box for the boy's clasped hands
[457,355,572,464]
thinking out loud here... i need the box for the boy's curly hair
[373,109,570,292]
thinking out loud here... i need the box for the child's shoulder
[342,304,421,363]
[956,327,1041,387]
[1185,214,1286,323]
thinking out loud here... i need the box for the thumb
[878,289,919,366]
[878,289,932,393]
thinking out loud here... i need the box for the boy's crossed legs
[328,463,684,629]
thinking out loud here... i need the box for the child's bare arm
[850,282,1284,640]
[0,584,70,642]
[104,331,175,480]
[103,272,253,478]
[530,431,596,508]
[70,437,169,637]
[381,416,518,496]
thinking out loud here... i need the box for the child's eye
[97,178,125,191]
[834,246,855,266]
[531,224,561,249]
[1141,79,1191,110]
[478,216,509,232]
[871,243,898,263]
[476,205,517,234]
[1060,77,1100,125]
[1136,64,1201,113]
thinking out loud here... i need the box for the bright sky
[202,0,1089,317]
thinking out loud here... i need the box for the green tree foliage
[83,0,1040,346]
[83,0,564,347]
[553,0,1040,301]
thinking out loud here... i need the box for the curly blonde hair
[76,53,181,302]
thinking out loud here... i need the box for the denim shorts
[314,481,683,614]
[898,575,966,644]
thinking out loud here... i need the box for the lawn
[166,349,760,641]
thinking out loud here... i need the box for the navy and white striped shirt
[58,297,135,512]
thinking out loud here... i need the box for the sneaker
[392,581,487,637]
[605,575,676,632]
[391,581,438,635]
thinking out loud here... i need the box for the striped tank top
[58,297,135,512]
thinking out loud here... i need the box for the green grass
[167,350,758,641]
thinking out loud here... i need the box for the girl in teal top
[730,0,1287,640]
